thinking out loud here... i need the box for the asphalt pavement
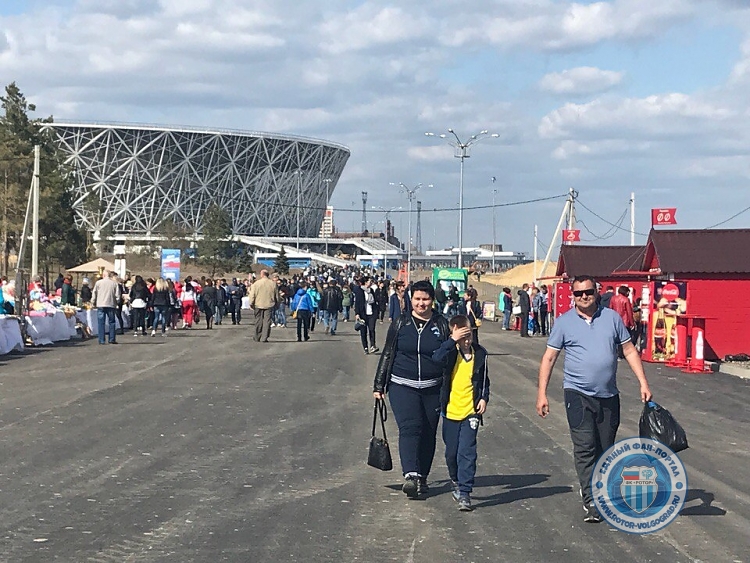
[0,316,748,562]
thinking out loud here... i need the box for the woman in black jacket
[201,279,218,330]
[373,280,450,499]
[149,278,171,336]
[129,275,150,336]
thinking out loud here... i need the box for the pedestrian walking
[291,281,313,342]
[373,280,451,498]
[517,284,530,336]
[321,279,344,336]
[539,285,550,336]
[354,276,378,354]
[432,314,490,512]
[201,278,218,330]
[92,271,121,345]
[129,275,150,336]
[149,278,171,337]
[248,269,280,342]
[536,275,652,524]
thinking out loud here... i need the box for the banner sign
[651,208,677,226]
[161,248,181,282]
[562,229,580,242]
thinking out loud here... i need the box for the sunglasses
[572,288,596,298]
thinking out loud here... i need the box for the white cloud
[539,94,734,140]
[0,0,749,251]
[539,67,624,95]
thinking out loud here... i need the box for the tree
[236,245,254,274]
[274,245,290,275]
[1,82,87,272]
[197,202,233,277]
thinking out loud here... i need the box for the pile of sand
[483,261,557,287]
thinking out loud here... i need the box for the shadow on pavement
[680,489,727,516]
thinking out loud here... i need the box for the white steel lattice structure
[47,122,350,237]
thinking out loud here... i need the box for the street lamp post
[425,129,499,269]
[322,178,332,256]
[390,182,431,283]
[294,170,302,250]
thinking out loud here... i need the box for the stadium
[48,122,351,238]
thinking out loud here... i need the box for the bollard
[674,324,688,366]
[684,326,707,373]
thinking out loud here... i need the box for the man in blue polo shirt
[536,275,652,524]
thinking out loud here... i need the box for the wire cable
[703,204,750,229]
[576,198,649,237]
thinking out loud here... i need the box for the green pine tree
[236,245,254,274]
[198,202,233,277]
[1,82,87,271]
[274,245,290,275]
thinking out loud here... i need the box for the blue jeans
[153,306,168,333]
[343,305,350,321]
[215,303,225,324]
[323,310,338,333]
[97,307,116,344]
[442,416,480,493]
[503,309,512,330]
[274,305,286,326]
[388,383,441,478]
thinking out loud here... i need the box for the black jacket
[322,286,344,313]
[373,312,451,393]
[517,289,530,313]
[432,340,490,421]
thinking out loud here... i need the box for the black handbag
[367,398,393,471]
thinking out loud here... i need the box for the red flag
[562,229,580,242]
[651,208,677,226]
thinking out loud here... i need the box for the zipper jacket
[432,340,491,422]
[373,312,450,393]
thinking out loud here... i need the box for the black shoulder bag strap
[372,398,388,441]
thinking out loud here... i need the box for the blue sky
[1,0,750,256]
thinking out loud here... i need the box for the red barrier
[667,324,688,367]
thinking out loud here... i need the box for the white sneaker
[151,329,156,337]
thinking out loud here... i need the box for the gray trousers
[254,308,273,342]
[564,389,620,506]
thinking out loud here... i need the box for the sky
[1,0,750,257]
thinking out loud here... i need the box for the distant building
[319,206,334,238]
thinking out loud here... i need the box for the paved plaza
[0,320,748,562]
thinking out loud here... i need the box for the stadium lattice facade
[48,123,350,237]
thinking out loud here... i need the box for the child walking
[432,314,490,511]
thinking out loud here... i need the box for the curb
[718,363,750,380]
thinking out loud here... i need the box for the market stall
[25,310,76,346]
[0,316,24,355]
[75,308,130,337]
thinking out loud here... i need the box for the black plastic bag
[367,399,393,471]
[639,401,689,453]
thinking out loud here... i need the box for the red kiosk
[630,228,750,366]
[552,229,750,370]
[552,245,647,318]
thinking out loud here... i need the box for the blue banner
[161,249,181,282]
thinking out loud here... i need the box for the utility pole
[539,188,576,284]
[630,192,635,246]
[31,145,40,278]
[491,176,497,273]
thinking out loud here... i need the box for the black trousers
[539,305,549,336]
[230,300,242,324]
[388,383,441,478]
[519,310,530,336]
[359,314,377,350]
[296,310,311,341]
[565,389,620,506]
[132,308,146,333]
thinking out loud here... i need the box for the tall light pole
[491,176,497,273]
[322,177,332,256]
[294,170,302,250]
[374,205,402,273]
[390,182,431,283]
[425,129,498,268]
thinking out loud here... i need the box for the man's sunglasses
[572,288,596,298]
